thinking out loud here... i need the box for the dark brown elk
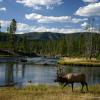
[55,72,88,92]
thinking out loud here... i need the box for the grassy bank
[0,85,100,100]
[58,57,100,67]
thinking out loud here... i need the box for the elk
[55,67,88,92]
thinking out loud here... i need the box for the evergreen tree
[0,22,1,32]
[7,27,10,33]
[9,19,17,34]
[9,19,17,51]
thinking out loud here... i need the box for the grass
[0,85,100,100]
[58,57,100,67]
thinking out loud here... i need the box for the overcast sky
[0,0,100,34]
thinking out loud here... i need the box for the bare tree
[84,17,95,59]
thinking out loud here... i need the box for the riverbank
[0,85,100,100]
[58,57,100,67]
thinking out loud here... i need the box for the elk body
[55,73,88,92]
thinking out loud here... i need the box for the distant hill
[0,32,66,41]
[18,32,66,40]
[0,31,100,41]
[18,32,100,41]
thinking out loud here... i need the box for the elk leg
[62,83,67,89]
[81,82,84,92]
[84,82,88,91]
[71,83,74,92]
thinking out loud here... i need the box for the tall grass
[0,85,100,100]
[58,57,100,66]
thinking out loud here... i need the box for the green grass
[0,85,100,100]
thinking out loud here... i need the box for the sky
[0,0,100,34]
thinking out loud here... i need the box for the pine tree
[0,22,1,32]
[9,19,17,34]
[9,19,17,51]
[7,27,10,33]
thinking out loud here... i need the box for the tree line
[0,32,100,59]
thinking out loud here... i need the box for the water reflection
[0,63,26,86]
[22,63,25,79]
[5,63,14,86]
[0,63,100,87]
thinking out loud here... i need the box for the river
[0,57,100,87]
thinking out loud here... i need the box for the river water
[0,57,100,87]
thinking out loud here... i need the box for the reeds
[58,57,100,67]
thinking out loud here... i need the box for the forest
[0,31,100,59]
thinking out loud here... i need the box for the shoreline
[0,56,100,67]
[58,57,100,67]
[0,56,58,65]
